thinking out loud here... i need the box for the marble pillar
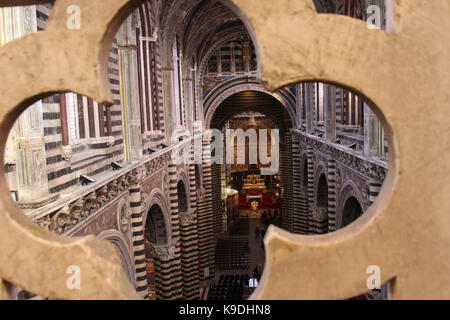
[162,66,176,143]
[118,15,143,162]
[325,84,336,141]
[305,83,314,134]
[364,103,383,157]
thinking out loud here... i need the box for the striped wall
[109,38,125,147]
[137,1,166,136]
[306,146,315,234]
[327,159,337,232]
[211,163,223,235]
[36,4,51,31]
[31,4,125,196]
[279,133,294,232]
[305,145,329,234]
[196,139,215,283]
[129,173,149,299]
[179,145,201,299]
[154,160,183,300]
[292,137,302,234]
[336,88,343,127]
[291,130,386,236]
[292,137,309,234]
[369,177,383,206]
[149,1,165,135]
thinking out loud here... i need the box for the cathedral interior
[0,0,447,301]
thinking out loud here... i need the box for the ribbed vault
[159,0,245,70]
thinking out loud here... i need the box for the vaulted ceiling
[159,0,246,68]
[158,0,366,70]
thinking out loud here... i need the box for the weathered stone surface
[0,0,448,300]
[0,0,144,300]
[0,279,9,300]
[231,0,450,300]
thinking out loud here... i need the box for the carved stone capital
[148,243,176,262]
[179,209,195,226]
[313,207,328,221]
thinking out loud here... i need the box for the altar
[238,174,279,216]
[242,174,267,194]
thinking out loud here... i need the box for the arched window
[145,204,167,245]
[177,180,188,213]
[341,196,363,227]
[317,174,328,208]
[136,4,156,133]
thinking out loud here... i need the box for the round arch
[203,78,297,130]
[336,181,365,229]
[314,164,328,196]
[341,197,363,228]
[316,173,328,208]
[97,230,135,286]
[177,178,189,214]
[145,204,168,245]
[143,189,172,243]
[302,155,308,187]
[177,169,190,201]
[177,169,190,213]
[197,30,252,80]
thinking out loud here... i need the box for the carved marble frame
[0,0,447,300]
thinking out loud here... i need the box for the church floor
[207,217,267,299]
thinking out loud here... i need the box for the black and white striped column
[306,146,315,234]
[196,138,215,284]
[369,175,383,206]
[153,160,183,300]
[292,137,302,234]
[168,159,182,299]
[211,163,223,235]
[299,147,310,234]
[298,186,309,234]
[336,88,343,127]
[153,251,171,300]
[280,133,294,232]
[129,171,148,299]
[366,172,385,300]
[327,159,337,232]
[179,145,201,299]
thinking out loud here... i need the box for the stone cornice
[293,129,387,181]
[28,138,198,221]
